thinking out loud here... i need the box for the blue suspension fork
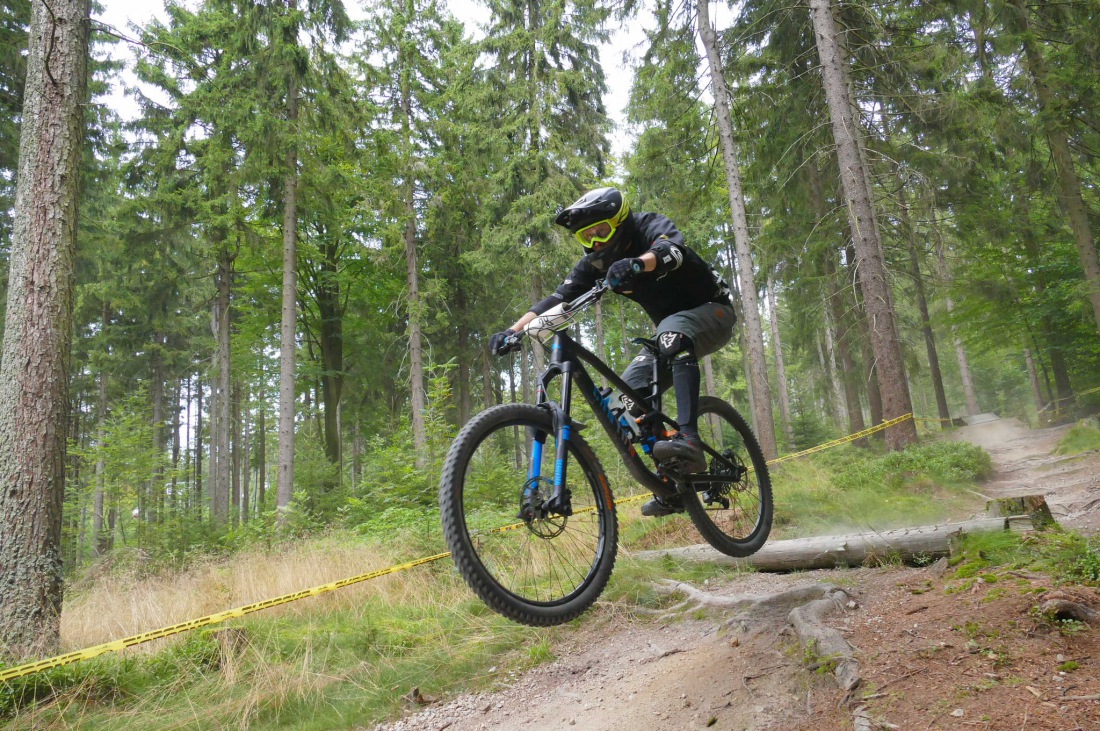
[526,337,574,515]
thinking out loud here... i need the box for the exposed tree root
[1037,591,1100,625]
[652,581,860,693]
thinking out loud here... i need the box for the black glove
[489,328,519,355]
[607,257,644,292]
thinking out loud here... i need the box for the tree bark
[821,308,848,430]
[900,196,950,426]
[93,302,109,557]
[697,0,778,459]
[1024,347,1045,416]
[0,0,90,658]
[231,377,241,522]
[150,345,165,523]
[314,226,343,475]
[824,253,867,438]
[257,391,266,512]
[767,276,795,450]
[240,385,250,524]
[399,31,428,469]
[1012,0,1100,335]
[211,250,232,526]
[195,373,204,518]
[810,0,916,450]
[646,517,1029,572]
[931,224,980,416]
[276,3,299,525]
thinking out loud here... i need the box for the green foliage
[0,657,125,719]
[1054,424,1100,456]
[829,440,993,492]
[951,530,1100,587]
[772,439,993,535]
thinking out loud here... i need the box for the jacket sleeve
[635,212,688,275]
[530,258,599,315]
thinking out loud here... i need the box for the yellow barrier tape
[767,413,914,466]
[0,552,452,683]
[0,410,922,684]
[1038,384,1100,413]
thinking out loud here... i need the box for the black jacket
[532,212,732,324]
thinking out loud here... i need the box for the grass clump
[1054,424,1100,456]
[770,439,992,537]
[950,530,1100,586]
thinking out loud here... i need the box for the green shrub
[831,440,993,492]
[1055,424,1100,456]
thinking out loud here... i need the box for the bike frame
[528,326,740,510]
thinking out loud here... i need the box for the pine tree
[0,0,90,659]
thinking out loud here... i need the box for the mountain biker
[488,187,736,517]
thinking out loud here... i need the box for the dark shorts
[620,301,736,395]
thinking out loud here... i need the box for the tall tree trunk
[257,392,266,512]
[277,10,299,524]
[150,346,165,523]
[93,302,109,557]
[195,373,204,519]
[318,233,343,474]
[1012,0,1100,334]
[0,0,90,658]
[824,254,867,437]
[767,276,795,450]
[810,0,916,450]
[702,355,720,436]
[528,278,546,375]
[170,379,181,516]
[595,300,607,364]
[821,308,848,430]
[240,385,249,524]
[809,165,861,436]
[900,197,950,427]
[399,32,428,468]
[697,0,778,459]
[231,378,241,523]
[1024,347,1045,417]
[931,222,981,416]
[351,417,362,488]
[212,250,232,526]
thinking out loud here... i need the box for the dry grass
[60,534,427,653]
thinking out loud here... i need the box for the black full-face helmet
[554,187,632,268]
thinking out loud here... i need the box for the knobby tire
[439,403,618,626]
[681,396,773,557]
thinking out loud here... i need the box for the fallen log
[636,516,1033,572]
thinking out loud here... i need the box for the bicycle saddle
[631,337,660,355]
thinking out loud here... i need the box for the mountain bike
[439,281,772,626]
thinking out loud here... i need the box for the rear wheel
[439,403,618,626]
[681,396,772,557]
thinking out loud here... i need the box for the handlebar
[504,280,608,349]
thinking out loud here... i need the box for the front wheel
[681,396,773,557]
[439,403,618,626]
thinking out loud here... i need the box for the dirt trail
[373,419,1100,731]
[946,418,1100,531]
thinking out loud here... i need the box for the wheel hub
[518,477,569,537]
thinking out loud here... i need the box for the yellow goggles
[575,218,619,249]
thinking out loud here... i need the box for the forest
[0,0,1098,661]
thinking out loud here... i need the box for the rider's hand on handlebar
[607,257,644,293]
[489,328,521,355]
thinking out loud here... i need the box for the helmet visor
[575,219,618,249]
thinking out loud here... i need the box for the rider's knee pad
[657,331,696,365]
